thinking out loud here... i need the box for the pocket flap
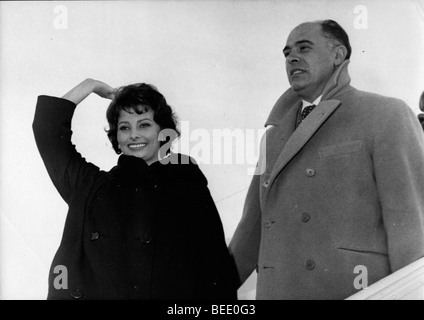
[318,140,363,159]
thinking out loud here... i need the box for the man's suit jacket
[229,60,424,299]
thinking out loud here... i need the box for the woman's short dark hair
[106,83,180,154]
[319,19,352,60]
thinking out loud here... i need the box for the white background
[1,0,423,300]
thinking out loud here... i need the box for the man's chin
[291,84,314,100]
[291,83,307,94]
[289,77,306,88]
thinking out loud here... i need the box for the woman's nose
[130,128,141,140]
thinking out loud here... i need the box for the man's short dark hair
[420,91,424,112]
[319,19,352,60]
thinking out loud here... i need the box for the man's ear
[334,45,348,66]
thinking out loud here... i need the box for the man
[418,91,424,130]
[229,20,424,300]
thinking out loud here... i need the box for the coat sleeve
[32,95,101,204]
[373,99,424,272]
[189,170,239,300]
[228,173,262,287]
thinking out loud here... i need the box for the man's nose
[287,52,300,64]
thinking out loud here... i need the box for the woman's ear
[334,45,348,66]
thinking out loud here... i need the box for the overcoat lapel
[267,101,300,161]
[264,99,341,201]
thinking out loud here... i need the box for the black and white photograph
[1,0,424,306]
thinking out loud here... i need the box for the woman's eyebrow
[137,118,152,123]
[118,118,152,126]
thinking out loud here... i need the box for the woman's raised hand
[62,78,117,105]
[92,80,117,100]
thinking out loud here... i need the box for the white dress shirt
[301,95,322,112]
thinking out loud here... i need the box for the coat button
[305,259,315,270]
[301,212,310,222]
[262,180,270,188]
[70,289,83,299]
[140,233,153,244]
[89,232,100,241]
[263,218,273,228]
[305,168,316,177]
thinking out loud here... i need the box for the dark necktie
[301,104,316,120]
[296,104,316,127]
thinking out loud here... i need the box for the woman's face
[116,107,162,165]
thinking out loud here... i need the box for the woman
[33,79,238,300]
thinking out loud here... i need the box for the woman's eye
[139,123,150,128]
[119,126,129,131]
[300,46,310,51]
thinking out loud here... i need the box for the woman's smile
[127,142,148,151]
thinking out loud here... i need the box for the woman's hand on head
[63,78,117,105]
[91,79,117,100]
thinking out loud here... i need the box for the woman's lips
[128,143,147,151]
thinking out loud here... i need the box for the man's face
[283,23,337,102]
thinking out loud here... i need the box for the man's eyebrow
[296,40,314,46]
[283,40,315,52]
